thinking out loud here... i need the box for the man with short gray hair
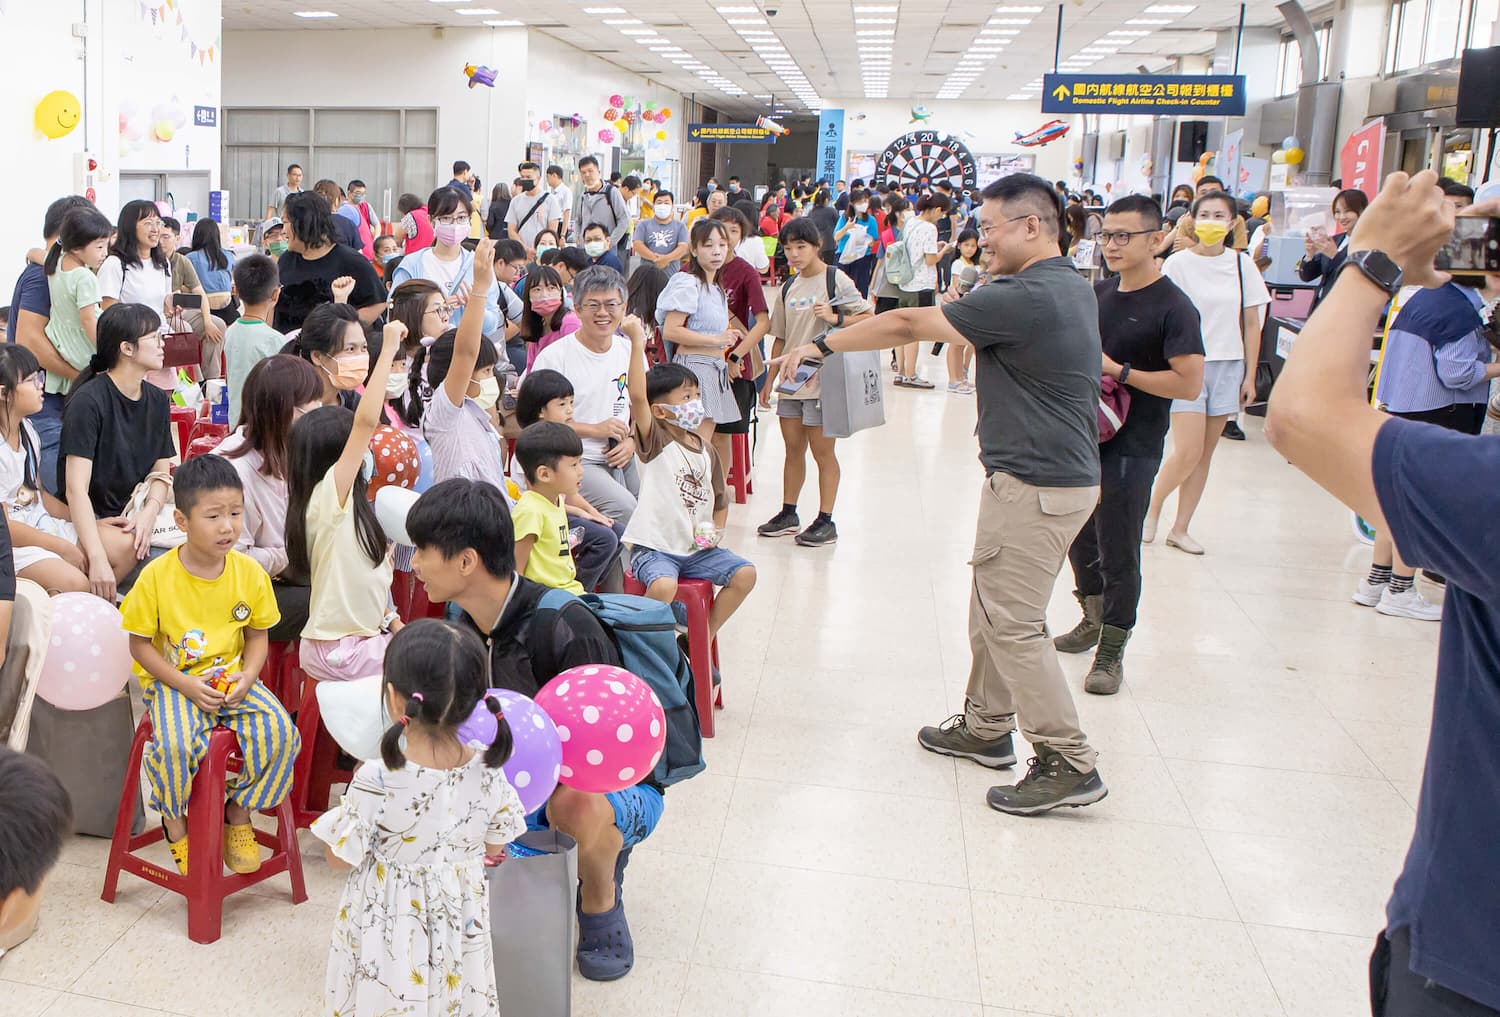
[530,266,640,523]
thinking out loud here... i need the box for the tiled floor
[6,352,1437,1017]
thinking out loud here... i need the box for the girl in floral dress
[312,619,524,1017]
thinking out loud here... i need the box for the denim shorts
[527,783,664,850]
[1172,359,1244,417]
[775,395,823,426]
[630,545,753,588]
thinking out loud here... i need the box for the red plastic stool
[726,431,754,503]
[263,641,305,708]
[290,673,356,828]
[391,570,416,623]
[170,405,196,454]
[101,715,307,944]
[623,575,721,737]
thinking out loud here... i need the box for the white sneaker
[1376,586,1442,621]
[1352,579,1387,607]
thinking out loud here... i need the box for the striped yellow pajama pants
[142,680,301,820]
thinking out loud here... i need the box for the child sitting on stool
[121,455,296,875]
[512,421,619,594]
[622,314,756,638]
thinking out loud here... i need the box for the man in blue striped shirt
[1354,277,1500,618]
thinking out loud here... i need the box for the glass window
[1424,0,1465,63]
[1276,24,1332,96]
[1393,0,1429,71]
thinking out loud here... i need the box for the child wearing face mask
[622,316,756,641]
[286,320,406,683]
[404,239,513,503]
[520,265,582,370]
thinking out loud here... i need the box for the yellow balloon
[1271,150,1287,164]
[1285,147,1304,165]
[154,120,176,143]
[34,90,81,140]
[656,130,667,141]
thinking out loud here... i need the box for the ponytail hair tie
[398,715,410,727]
[410,692,424,702]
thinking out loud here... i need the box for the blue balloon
[413,436,435,493]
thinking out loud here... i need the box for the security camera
[765,6,778,15]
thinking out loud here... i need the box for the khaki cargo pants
[964,471,1100,773]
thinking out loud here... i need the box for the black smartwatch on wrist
[813,334,834,356]
[1336,249,1403,297]
[1118,363,1132,384]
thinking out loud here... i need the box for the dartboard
[875,131,977,192]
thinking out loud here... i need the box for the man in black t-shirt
[406,479,662,983]
[1055,195,1204,694]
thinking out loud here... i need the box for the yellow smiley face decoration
[35,90,82,140]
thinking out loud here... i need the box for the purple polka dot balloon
[458,688,563,814]
[534,665,666,794]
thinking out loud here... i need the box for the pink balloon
[599,129,615,143]
[534,665,665,794]
[609,93,624,108]
[36,593,132,711]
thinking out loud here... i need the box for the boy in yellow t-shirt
[510,421,589,594]
[120,456,296,877]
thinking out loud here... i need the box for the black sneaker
[986,745,1107,815]
[794,518,838,547]
[757,507,801,537]
[1222,420,1246,441]
[917,714,1017,768]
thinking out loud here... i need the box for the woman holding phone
[1298,189,1369,306]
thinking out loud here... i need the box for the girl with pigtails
[312,617,524,1017]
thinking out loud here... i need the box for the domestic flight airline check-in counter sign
[1041,74,1248,117]
[687,123,777,144]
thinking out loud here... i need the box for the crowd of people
[1,147,1497,1017]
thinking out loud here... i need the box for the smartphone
[776,358,822,396]
[1435,217,1500,273]
[171,292,203,310]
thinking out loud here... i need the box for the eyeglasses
[976,214,1036,238]
[581,300,624,313]
[1097,229,1157,247]
[432,214,470,226]
[424,305,451,319]
[139,218,163,228]
[22,372,44,390]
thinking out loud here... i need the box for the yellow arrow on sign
[1052,84,1071,100]
[690,127,702,138]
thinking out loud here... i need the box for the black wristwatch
[1337,249,1403,297]
[812,334,835,356]
[1118,363,1132,384]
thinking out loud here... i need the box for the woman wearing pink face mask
[389,187,503,336]
[284,303,370,411]
[519,265,581,370]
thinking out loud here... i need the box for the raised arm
[442,237,496,409]
[334,320,404,506]
[623,314,653,443]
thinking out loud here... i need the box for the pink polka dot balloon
[534,665,666,794]
[35,593,131,711]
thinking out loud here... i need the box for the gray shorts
[776,395,823,427]
[1172,359,1244,417]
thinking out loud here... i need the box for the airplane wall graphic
[1014,119,1071,147]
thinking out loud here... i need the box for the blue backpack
[538,589,706,787]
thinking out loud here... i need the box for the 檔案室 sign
[1041,74,1247,116]
[687,122,777,144]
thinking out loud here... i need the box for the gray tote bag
[489,829,579,1017]
[818,348,886,439]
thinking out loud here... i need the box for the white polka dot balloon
[534,665,667,794]
[35,593,132,711]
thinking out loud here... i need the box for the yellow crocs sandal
[162,821,189,875]
[222,822,262,874]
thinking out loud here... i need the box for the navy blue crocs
[575,899,634,981]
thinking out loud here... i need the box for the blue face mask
[361,449,375,483]
[382,251,400,265]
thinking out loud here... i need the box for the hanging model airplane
[463,63,498,89]
[755,115,790,136]
[1014,120,1070,147]
[909,105,934,123]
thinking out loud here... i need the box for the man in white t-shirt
[545,165,575,241]
[529,265,639,523]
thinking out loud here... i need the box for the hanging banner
[1221,128,1246,197]
[1042,73,1247,116]
[816,108,846,184]
[686,122,776,144]
[1340,120,1385,203]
